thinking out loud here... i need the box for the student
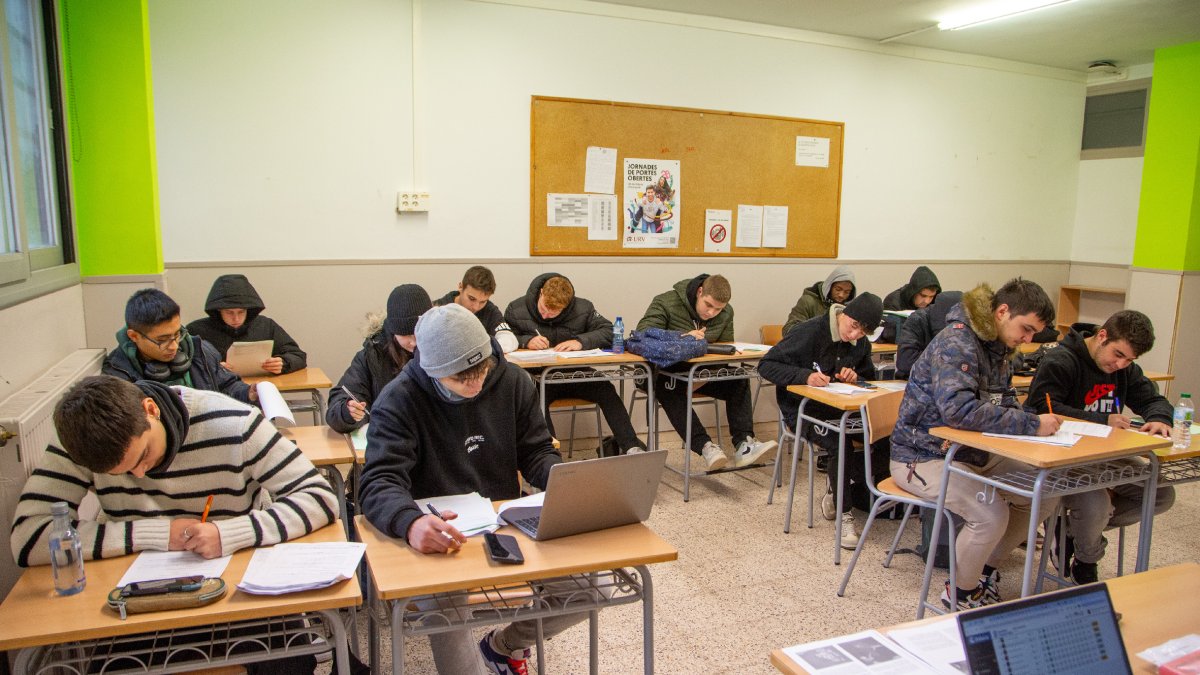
[760,293,885,548]
[435,265,518,353]
[359,303,584,674]
[504,273,647,454]
[895,290,963,379]
[636,273,777,470]
[884,266,941,311]
[186,274,307,375]
[889,279,1063,610]
[783,265,857,334]
[327,284,432,433]
[1027,310,1175,583]
[103,288,254,404]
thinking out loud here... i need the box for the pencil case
[706,344,737,355]
[106,578,227,620]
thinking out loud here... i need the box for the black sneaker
[940,581,997,611]
[1071,560,1100,584]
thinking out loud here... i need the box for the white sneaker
[839,512,859,550]
[625,447,646,455]
[701,441,728,471]
[732,437,778,467]
[820,488,837,521]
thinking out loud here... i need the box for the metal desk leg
[784,399,808,533]
[316,608,352,675]
[833,410,851,565]
[645,366,656,453]
[392,598,409,675]
[1019,470,1049,597]
[917,445,959,619]
[637,564,655,675]
[1135,452,1159,572]
[588,610,599,675]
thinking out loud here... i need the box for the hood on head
[203,275,265,323]
[821,266,857,303]
[902,266,941,306]
[959,283,998,342]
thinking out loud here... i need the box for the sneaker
[625,447,647,455]
[940,581,998,611]
[1049,518,1076,580]
[1071,560,1100,584]
[701,441,728,471]
[732,437,778,467]
[480,630,530,675]
[820,487,837,521]
[979,570,1002,604]
[815,454,829,473]
[839,512,859,550]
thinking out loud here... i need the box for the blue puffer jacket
[890,284,1040,467]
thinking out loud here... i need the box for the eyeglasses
[137,327,188,349]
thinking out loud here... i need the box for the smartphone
[857,381,877,389]
[121,575,204,597]
[484,533,524,565]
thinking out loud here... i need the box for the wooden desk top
[282,425,356,466]
[356,515,677,600]
[929,424,1172,469]
[1012,370,1173,390]
[785,382,905,412]
[510,351,648,369]
[0,523,360,652]
[770,562,1200,674]
[871,342,897,354]
[244,367,332,391]
[684,346,767,365]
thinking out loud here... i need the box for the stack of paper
[237,542,366,595]
[983,430,1081,447]
[349,423,368,452]
[782,628,941,673]
[118,550,233,587]
[420,492,500,536]
[824,382,875,395]
[729,342,772,352]
[555,349,608,359]
[506,349,558,363]
[226,340,274,376]
[1059,420,1112,438]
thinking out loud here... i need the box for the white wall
[148,0,1086,263]
[1070,157,1143,264]
[0,285,87,402]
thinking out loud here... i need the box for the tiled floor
[333,423,1200,674]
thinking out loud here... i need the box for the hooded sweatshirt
[358,341,561,542]
[783,266,857,334]
[896,290,963,379]
[434,289,517,352]
[186,274,307,374]
[884,266,942,311]
[504,272,613,349]
[1026,323,1172,426]
[890,284,1041,467]
[636,274,735,342]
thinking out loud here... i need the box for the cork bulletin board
[530,96,844,257]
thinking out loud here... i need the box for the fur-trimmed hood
[958,283,999,344]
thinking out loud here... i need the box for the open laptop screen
[956,583,1131,675]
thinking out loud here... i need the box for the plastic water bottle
[1173,393,1193,450]
[49,501,86,596]
[612,316,625,354]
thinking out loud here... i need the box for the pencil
[1045,394,1054,417]
[200,495,213,523]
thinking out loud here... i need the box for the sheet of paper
[763,205,788,248]
[238,542,366,595]
[118,550,233,587]
[226,340,273,377]
[886,617,968,675]
[1059,420,1112,438]
[587,194,618,240]
[885,309,916,318]
[555,349,608,359]
[349,423,368,452]
[982,430,1081,447]
[824,382,875,395]
[782,629,938,674]
[496,491,545,518]
[255,381,295,425]
[583,146,617,194]
[420,492,500,536]
[506,349,558,363]
[735,204,764,248]
[704,209,732,253]
[729,342,772,352]
[547,193,590,227]
[874,381,908,392]
[795,135,831,168]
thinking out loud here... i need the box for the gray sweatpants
[1065,459,1175,563]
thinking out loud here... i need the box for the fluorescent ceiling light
[937,0,1078,30]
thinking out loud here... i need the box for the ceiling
[588,0,1200,71]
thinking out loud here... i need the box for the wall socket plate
[397,192,430,213]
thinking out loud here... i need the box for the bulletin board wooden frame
[530,96,844,258]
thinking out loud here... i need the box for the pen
[1045,393,1055,416]
[812,362,823,374]
[341,385,371,418]
[200,495,213,523]
[1115,396,1122,413]
[426,503,443,519]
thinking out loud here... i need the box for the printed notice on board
[763,205,788,248]
[735,204,764,248]
[584,146,617,194]
[547,194,590,227]
[704,209,732,253]
[795,136,830,168]
[588,194,618,240]
[623,158,681,249]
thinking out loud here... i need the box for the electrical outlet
[397,191,431,213]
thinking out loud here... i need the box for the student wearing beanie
[360,303,593,674]
[326,284,432,433]
[761,292,885,550]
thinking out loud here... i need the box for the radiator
[0,348,104,601]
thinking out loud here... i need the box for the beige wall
[0,285,87,402]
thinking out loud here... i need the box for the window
[1081,78,1150,160]
[0,0,75,305]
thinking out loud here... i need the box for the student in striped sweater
[10,375,337,567]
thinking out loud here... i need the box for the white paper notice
[584,146,617,194]
[735,204,764,248]
[547,194,590,227]
[118,550,233,587]
[704,209,732,253]
[796,135,831,168]
[588,194,618,240]
[763,205,788,248]
[226,340,273,377]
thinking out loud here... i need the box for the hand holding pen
[807,362,831,387]
[342,385,370,422]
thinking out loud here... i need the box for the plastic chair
[548,398,603,458]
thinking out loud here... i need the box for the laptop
[498,450,666,541]
[956,583,1131,675]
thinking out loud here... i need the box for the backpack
[626,328,708,367]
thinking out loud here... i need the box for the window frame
[1080,77,1152,161]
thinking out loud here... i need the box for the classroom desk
[769,562,1200,674]
[245,366,333,425]
[283,425,358,530]
[511,351,655,451]
[774,383,904,564]
[655,349,767,501]
[917,425,1171,617]
[0,523,360,675]
[1011,369,1173,392]
[869,342,898,378]
[356,514,677,675]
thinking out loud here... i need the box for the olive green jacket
[636,276,734,343]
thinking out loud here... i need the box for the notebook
[957,583,1131,675]
[498,450,666,541]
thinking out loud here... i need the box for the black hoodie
[358,341,561,542]
[884,266,941,311]
[1026,323,1173,426]
[186,275,307,373]
[503,272,614,349]
[896,290,963,379]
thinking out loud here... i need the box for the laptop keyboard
[513,515,540,537]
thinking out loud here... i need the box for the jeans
[543,379,643,451]
[1064,460,1175,563]
[653,376,754,453]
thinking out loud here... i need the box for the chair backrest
[864,390,904,444]
[761,324,784,346]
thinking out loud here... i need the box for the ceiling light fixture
[937,0,1078,31]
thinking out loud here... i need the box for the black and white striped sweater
[11,387,337,567]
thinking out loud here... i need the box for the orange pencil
[1045,393,1055,417]
[200,492,214,523]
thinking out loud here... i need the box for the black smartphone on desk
[121,575,204,597]
[484,533,525,565]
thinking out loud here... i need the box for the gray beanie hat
[415,303,493,379]
[843,292,884,330]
